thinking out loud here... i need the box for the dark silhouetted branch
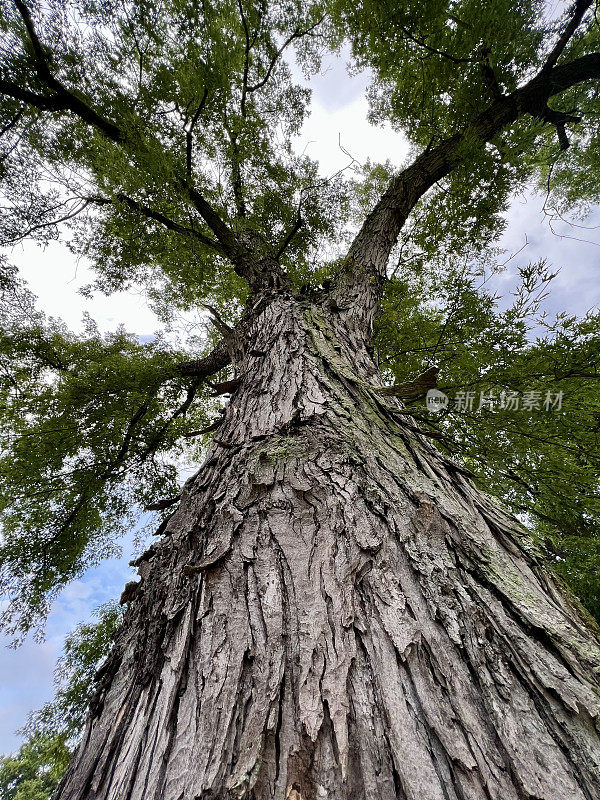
[377,367,440,399]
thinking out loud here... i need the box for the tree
[2,0,600,797]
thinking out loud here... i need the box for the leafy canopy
[1,0,600,636]
[0,267,219,633]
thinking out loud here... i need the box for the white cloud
[296,94,407,177]
[291,49,408,175]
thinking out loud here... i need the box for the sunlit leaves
[328,0,545,140]
[328,0,600,254]
[0,0,344,308]
[0,732,71,800]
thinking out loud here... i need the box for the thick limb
[332,40,600,337]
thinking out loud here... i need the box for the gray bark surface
[56,293,600,800]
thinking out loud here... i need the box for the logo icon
[426,389,449,412]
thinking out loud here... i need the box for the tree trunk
[56,292,600,800]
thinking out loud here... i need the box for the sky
[1,49,599,754]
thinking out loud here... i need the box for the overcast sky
[1,49,599,754]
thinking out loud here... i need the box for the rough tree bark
[55,287,600,800]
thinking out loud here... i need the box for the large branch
[103,194,224,253]
[0,77,124,140]
[332,51,600,337]
[10,0,124,140]
[541,0,592,73]
[176,340,232,378]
